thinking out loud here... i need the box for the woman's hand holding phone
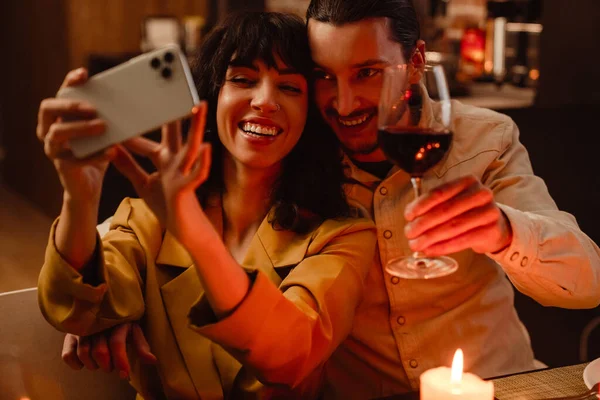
[36,68,115,205]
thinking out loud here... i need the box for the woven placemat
[493,363,589,400]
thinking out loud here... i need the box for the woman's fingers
[37,98,97,142]
[161,120,182,153]
[37,68,93,142]
[59,67,89,90]
[187,143,212,187]
[43,119,106,159]
[61,334,85,370]
[76,336,99,371]
[122,137,162,167]
[182,102,207,174]
[111,145,150,193]
[131,323,158,365]
[91,333,113,373]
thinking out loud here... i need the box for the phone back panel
[58,45,200,158]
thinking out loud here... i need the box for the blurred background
[0,0,598,370]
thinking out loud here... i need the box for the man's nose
[333,83,360,116]
[251,83,279,113]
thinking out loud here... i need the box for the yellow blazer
[38,197,376,399]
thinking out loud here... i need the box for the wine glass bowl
[378,63,458,279]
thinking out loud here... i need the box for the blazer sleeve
[187,218,377,389]
[485,119,600,308]
[38,198,150,336]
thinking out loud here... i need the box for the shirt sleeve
[485,119,600,308]
[187,218,377,389]
[38,198,149,336]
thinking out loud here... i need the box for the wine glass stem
[410,177,426,259]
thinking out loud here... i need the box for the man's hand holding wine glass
[404,175,514,256]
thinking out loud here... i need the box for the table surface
[376,363,590,400]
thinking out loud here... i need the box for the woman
[36,12,376,399]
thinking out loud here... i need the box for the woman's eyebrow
[228,59,258,70]
[276,67,300,76]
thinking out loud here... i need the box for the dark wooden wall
[0,0,209,218]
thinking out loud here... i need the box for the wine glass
[378,63,458,279]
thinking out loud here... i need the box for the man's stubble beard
[339,137,380,158]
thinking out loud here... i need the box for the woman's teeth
[339,114,370,127]
[242,122,280,136]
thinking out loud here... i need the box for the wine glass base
[385,255,458,279]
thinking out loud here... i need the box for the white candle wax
[420,367,494,400]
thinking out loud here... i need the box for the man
[61,1,600,398]
[305,0,600,398]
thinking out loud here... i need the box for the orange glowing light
[416,152,424,160]
[529,69,540,80]
[451,349,464,384]
[434,143,440,148]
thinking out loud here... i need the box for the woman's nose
[251,83,279,113]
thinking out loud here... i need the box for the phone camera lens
[161,67,172,79]
[164,52,174,63]
[150,57,161,69]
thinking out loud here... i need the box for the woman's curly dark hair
[190,11,351,233]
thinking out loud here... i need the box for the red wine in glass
[378,128,453,177]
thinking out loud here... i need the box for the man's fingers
[404,184,494,239]
[408,204,501,252]
[61,334,84,370]
[91,333,113,373]
[77,336,99,371]
[162,120,182,153]
[111,145,150,192]
[109,323,133,379]
[182,102,207,173]
[131,323,157,365]
[405,175,479,221]
[419,222,500,257]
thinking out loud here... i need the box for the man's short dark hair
[306,0,420,60]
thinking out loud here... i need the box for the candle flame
[451,349,463,383]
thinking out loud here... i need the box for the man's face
[308,17,406,162]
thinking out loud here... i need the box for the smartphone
[57,44,200,159]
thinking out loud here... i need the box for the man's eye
[313,70,334,81]
[357,68,380,79]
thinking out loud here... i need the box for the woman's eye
[357,68,380,79]
[229,77,255,86]
[280,85,302,94]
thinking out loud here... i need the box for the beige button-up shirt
[323,100,600,399]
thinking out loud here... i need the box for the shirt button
[383,230,393,239]
[409,359,418,368]
[397,316,406,325]
[391,276,400,285]
[379,186,388,195]
[510,252,520,261]
[520,256,529,267]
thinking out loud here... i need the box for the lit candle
[420,349,494,399]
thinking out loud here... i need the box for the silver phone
[58,44,200,158]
